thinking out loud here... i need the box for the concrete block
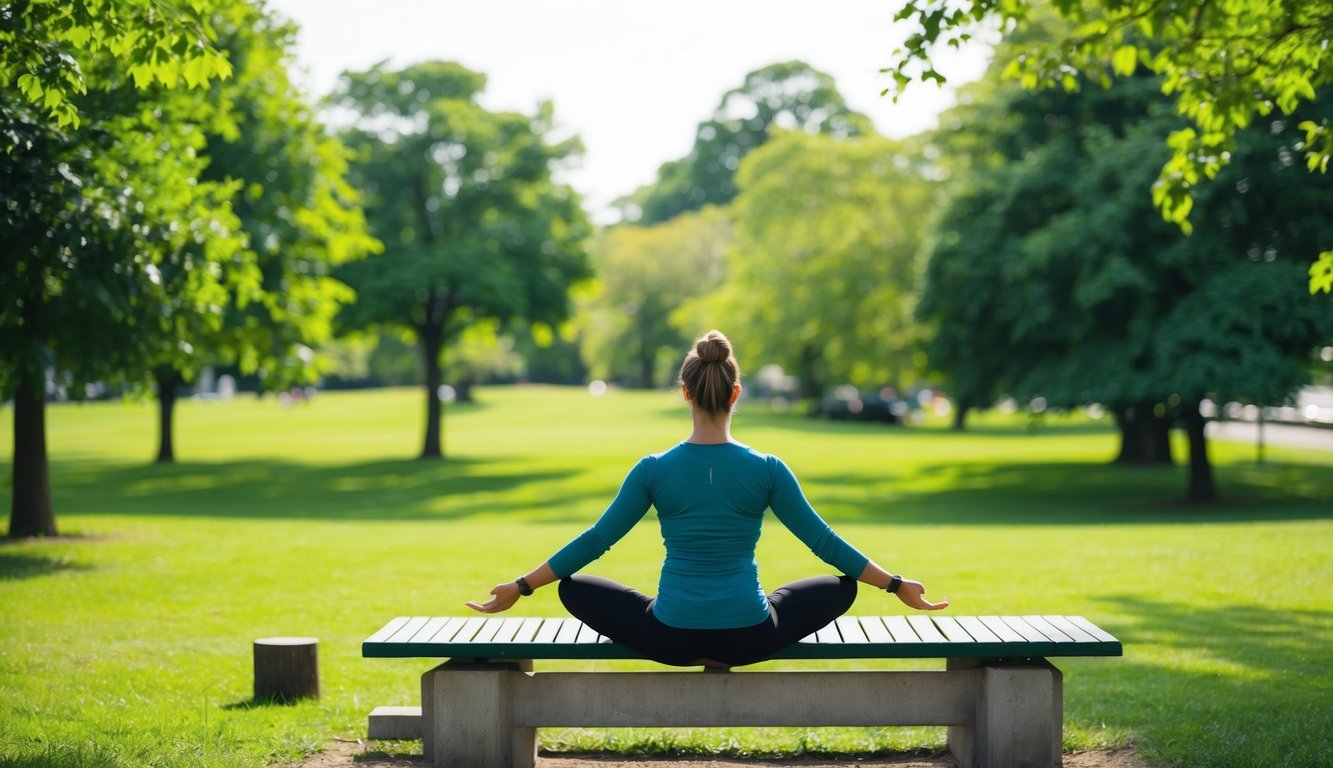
[368,705,421,740]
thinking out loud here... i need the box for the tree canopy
[885,0,1333,292]
[331,61,592,458]
[918,56,1333,500]
[579,206,730,387]
[148,1,378,462]
[697,129,936,398]
[619,61,873,226]
[2,1,249,536]
[2,0,234,130]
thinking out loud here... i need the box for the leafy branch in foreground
[885,0,1332,292]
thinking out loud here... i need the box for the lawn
[1,385,1330,768]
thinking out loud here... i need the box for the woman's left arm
[465,457,655,614]
[856,560,949,611]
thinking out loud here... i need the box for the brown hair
[679,329,740,415]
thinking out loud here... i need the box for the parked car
[814,386,912,424]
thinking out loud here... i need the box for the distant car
[815,386,910,424]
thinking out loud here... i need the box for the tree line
[4,1,1331,537]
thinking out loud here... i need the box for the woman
[468,330,947,667]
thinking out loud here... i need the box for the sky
[266,0,992,223]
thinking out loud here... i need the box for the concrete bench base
[415,657,1063,768]
[368,705,423,740]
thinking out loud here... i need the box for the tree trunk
[155,366,183,464]
[1113,405,1174,464]
[420,325,444,459]
[9,371,57,538]
[796,345,823,399]
[1182,403,1217,503]
[638,352,655,389]
[454,375,475,403]
[951,400,971,431]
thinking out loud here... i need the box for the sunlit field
[2,386,1330,767]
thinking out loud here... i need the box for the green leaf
[1311,252,1333,295]
[16,73,42,101]
[1111,45,1138,77]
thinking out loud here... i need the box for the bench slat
[365,616,412,644]
[472,618,507,644]
[907,615,948,643]
[858,616,894,643]
[574,623,601,644]
[956,616,1003,644]
[1042,615,1100,643]
[452,616,488,644]
[978,616,1026,643]
[408,617,453,644]
[813,622,841,643]
[554,619,583,644]
[930,616,976,645]
[532,618,565,644]
[493,617,527,643]
[428,616,469,643]
[387,616,432,644]
[836,616,869,643]
[1021,615,1075,643]
[511,617,545,643]
[885,615,922,643]
[363,615,1122,660]
[996,616,1048,644]
[1068,615,1120,644]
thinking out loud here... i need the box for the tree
[620,61,873,225]
[579,207,730,387]
[703,130,936,398]
[150,1,377,463]
[2,7,244,537]
[918,58,1333,500]
[885,0,1333,293]
[2,0,233,131]
[331,61,592,459]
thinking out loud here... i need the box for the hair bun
[696,330,731,363]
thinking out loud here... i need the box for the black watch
[886,575,903,593]
[515,576,534,596]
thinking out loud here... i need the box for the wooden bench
[363,614,1122,768]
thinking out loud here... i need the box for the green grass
[1,385,1331,767]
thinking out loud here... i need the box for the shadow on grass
[808,458,1333,526]
[1069,595,1333,766]
[221,695,314,709]
[743,408,1122,438]
[0,551,93,580]
[47,457,597,523]
[34,450,1333,526]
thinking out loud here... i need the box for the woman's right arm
[769,456,947,611]
[466,562,558,614]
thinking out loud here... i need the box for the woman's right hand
[895,579,949,611]
[466,582,521,614]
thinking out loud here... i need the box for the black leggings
[557,573,858,667]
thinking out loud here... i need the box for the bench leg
[948,658,1063,768]
[422,660,535,768]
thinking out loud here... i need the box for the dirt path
[291,738,1159,768]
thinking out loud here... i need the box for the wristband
[886,575,903,593]
[515,576,534,596]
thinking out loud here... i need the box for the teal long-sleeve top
[547,441,870,629]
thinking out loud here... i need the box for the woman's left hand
[466,582,521,614]
[895,579,949,611]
